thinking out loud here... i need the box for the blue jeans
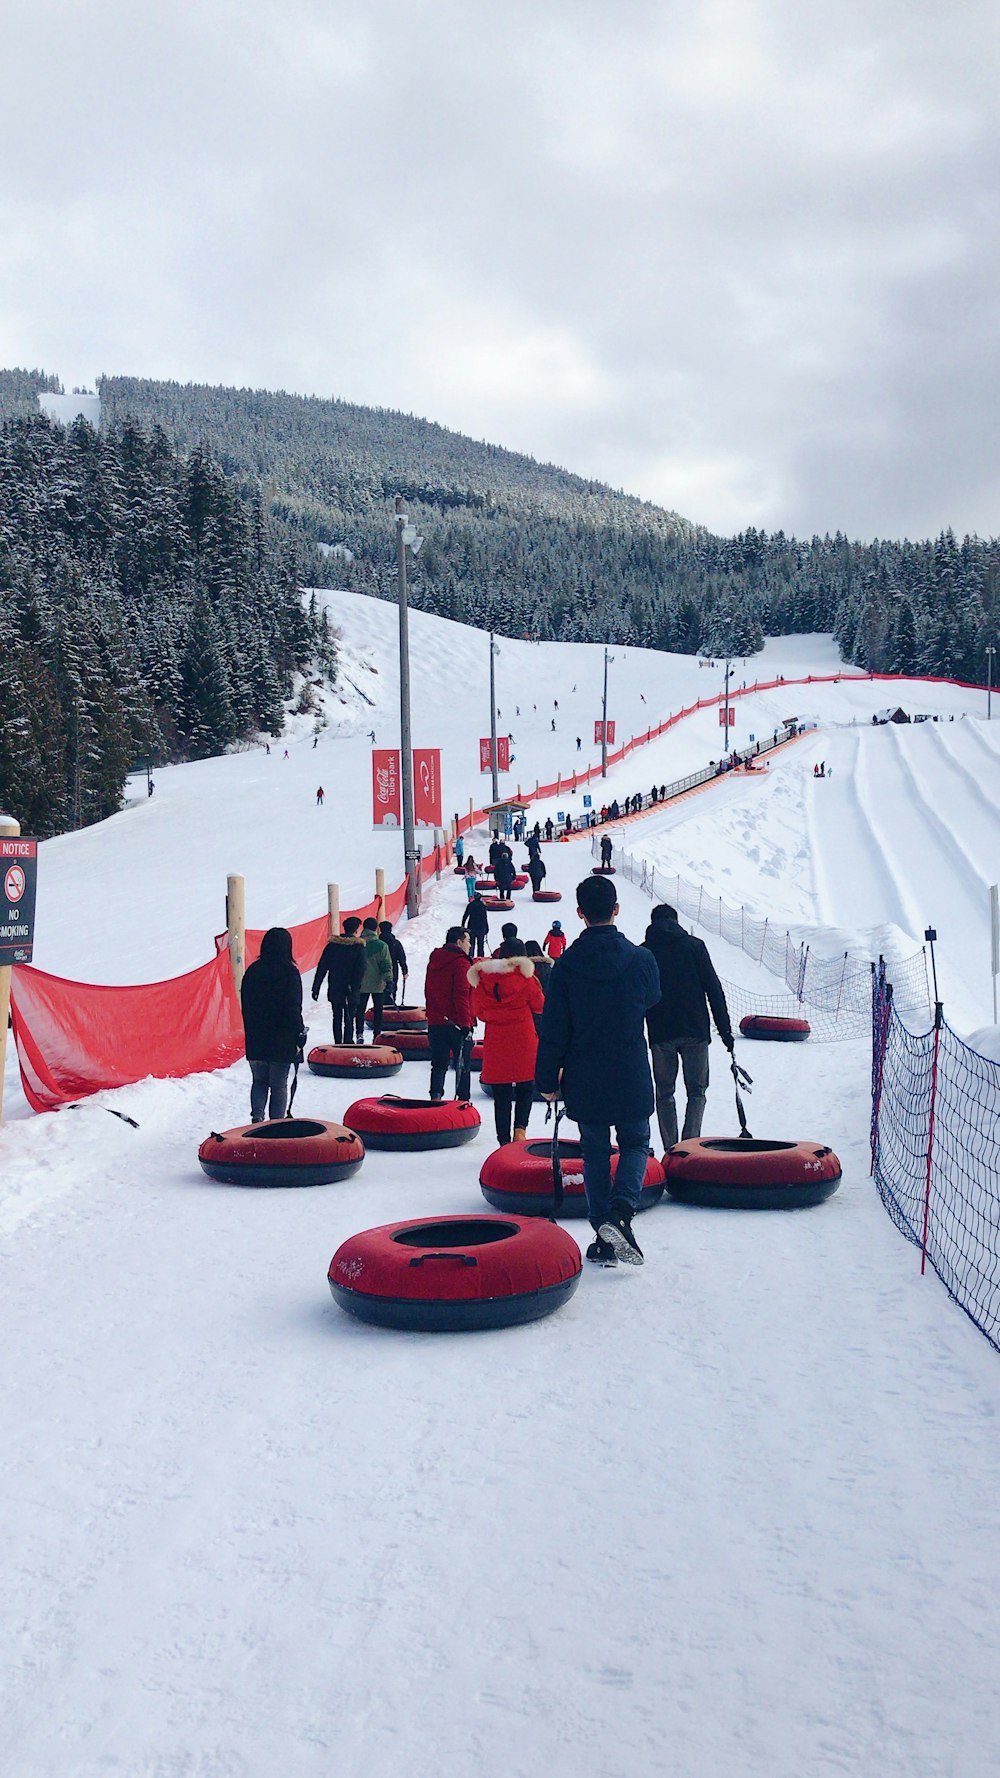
[577,1118,651,1231]
[249,1059,290,1123]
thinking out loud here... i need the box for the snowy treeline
[0,410,334,835]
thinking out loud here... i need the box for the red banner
[413,747,442,827]
[480,737,492,773]
[497,735,510,773]
[718,707,735,726]
[595,721,616,745]
[372,749,401,826]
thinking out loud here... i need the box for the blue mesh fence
[596,833,930,1039]
[871,963,1000,1351]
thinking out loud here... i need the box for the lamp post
[723,658,733,754]
[601,645,614,778]
[987,645,996,721]
[395,496,423,919]
[489,630,499,804]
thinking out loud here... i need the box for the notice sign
[372,749,401,827]
[413,748,442,828]
[0,836,38,965]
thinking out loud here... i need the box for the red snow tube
[739,1014,811,1042]
[664,1137,841,1209]
[481,896,515,911]
[509,874,529,891]
[367,1004,427,1030]
[308,1043,403,1079]
[592,865,616,875]
[475,878,496,891]
[344,1094,481,1152]
[198,1118,365,1188]
[469,1041,485,1074]
[479,1138,665,1218]
[532,890,562,903]
[328,1214,582,1331]
[390,1028,432,1057]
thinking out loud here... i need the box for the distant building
[38,390,101,428]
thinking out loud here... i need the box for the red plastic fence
[10,951,245,1114]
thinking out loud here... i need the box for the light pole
[987,645,996,721]
[723,658,732,754]
[601,646,614,778]
[395,496,423,919]
[489,631,499,804]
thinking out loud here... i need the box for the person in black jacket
[642,904,733,1150]
[536,875,660,1266]
[241,926,304,1122]
[461,893,490,958]
[379,921,408,1002]
[494,845,515,899]
[526,852,546,892]
[311,916,366,1042]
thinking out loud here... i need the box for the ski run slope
[4,594,1000,1778]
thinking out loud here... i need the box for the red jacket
[424,944,473,1028]
[470,958,545,1084]
[544,929,567,959]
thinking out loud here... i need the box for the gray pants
[651,1041,710,1150]
[249,1059,290,1123]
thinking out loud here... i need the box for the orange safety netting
[10,951,244,1113]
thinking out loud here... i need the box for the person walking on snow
[355,918,393,1042]
[535,875,660,1266]
[494,847,516,900]
[600,834,613,870]
[379,921,408,1003]
[463,857,479,901]
[455,832,465,866]
[316,786,324,805]
[642,904,733,1151]
[312,915,366,1043]
[471,940,544,1144]
[543,921,567,960]
[576,736,582,751]
[241,927,305,1123]
[424,927,474,1101]
[527,852,547,893]
[461,892,490,959]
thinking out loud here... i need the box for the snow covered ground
[4,600,1000,1777]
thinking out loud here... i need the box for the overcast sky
[3,0,999,540]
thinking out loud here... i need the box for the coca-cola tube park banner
[372,749,401,826]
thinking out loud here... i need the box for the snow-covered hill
[4,598,1000,1778]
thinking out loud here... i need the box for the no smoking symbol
[4,865,25,905]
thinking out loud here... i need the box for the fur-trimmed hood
[468,956,536,989]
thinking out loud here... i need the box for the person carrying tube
[425,926,474,1102]
[461,892,490,959]
[527,851,547,893]
[312,914,366,1043]
[241,927,305,1123]
[355,918,393,1042]
[642,904,733,1151]
[379,921,408,1003]
[471,938,545,1145]
[535,875,660,1267]
[600,834,613,869]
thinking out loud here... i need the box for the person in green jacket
[355,917,394,1042]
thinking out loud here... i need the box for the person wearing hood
[471,939,545,1144]
[424,926,474,1102]
[461,892,490,958]
[642,904,733,1150]
[379,921,408,1002]
[312,915,366,1043]
[543,920,567,959]
[600,834,613,870]
[241,926,304,1122]
[535,875,660,1266]
[355,918,393,1042]
[494,845,516,900]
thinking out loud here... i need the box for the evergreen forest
[2,366,999,836]
[0,400,333,835]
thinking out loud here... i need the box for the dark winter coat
[494,857,515,896]
[424,943,474,1029]
[642,918,733,1047]
[527,856,546,890]
[241,927,304,1064]
[470,957,545,1085]
[535,925,660,1124]
[312,934,365,1003]
[382,931,408,975]
[462,896,490,938]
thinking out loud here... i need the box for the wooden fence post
[328,882,340,938]
[0,815,20,1125]
[226,873,246,997]
[375,868,386,920]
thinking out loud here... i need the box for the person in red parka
[424,926,474,1100]
[544,920,567,959]
[470,939,545,1144]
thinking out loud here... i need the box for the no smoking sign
[4,864,25,905]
